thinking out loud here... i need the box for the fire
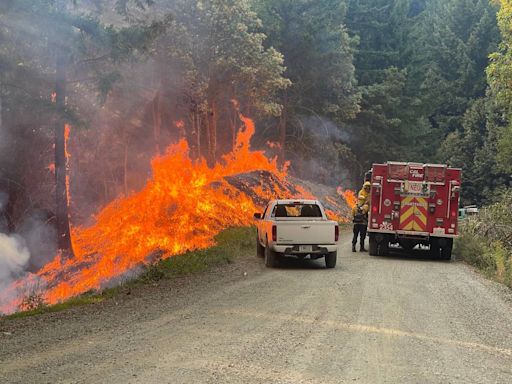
[2,115,342,314]
[337,187,357,209]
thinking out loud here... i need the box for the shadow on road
[274,256,326,270]
[369,246,452,263]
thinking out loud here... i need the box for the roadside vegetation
[456,191,512,289]
[4,227,255,320]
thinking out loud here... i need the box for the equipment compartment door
[399,196,428,232]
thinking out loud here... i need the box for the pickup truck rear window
[273,204,322,218]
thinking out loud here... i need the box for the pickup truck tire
[264,239,278,268]
[325,251,337,268]
[256,236,265,258]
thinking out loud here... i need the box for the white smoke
[0,233,30,288]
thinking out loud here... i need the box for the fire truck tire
[325,251,337,268]
[256,236,265,258]
[264,239,278,268]
[369,236,378,256]
[440,239,453,261]
[378,241,389,256]
[429,239,441,259]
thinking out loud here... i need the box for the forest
[1,0,512,295]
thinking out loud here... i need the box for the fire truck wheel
[440,239,453,261]
[325,251,337,268]
[377,241,389,256]
[256,236,265,258]
[429,239,441,259]
[369,237,378,256]
[264,239,278,268]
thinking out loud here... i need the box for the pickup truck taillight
[272,225,277,242]
[335,225,339,242]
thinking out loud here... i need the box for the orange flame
[1,116,328,313]
[337,187,357,209]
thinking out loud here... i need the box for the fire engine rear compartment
[367,162,461,260]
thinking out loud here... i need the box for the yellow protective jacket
[358,188,370,205]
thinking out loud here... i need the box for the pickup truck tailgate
[276,221,336,244]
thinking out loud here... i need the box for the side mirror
[253,212,262,219]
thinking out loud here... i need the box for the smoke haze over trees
[1,0,512,268]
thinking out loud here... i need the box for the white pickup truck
[254,199,339,268]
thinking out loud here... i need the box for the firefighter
[359,181,371,203]
[352,181,371,252]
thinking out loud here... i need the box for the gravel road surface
[1,232,512,383]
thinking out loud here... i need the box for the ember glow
[337,187,357,209]
[0,116,344,314]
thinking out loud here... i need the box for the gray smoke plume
[0,233,30,301]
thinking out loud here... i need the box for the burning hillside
[0,117,352,315]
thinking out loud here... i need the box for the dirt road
[1,232,512,383]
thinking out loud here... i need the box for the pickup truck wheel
[256,236,265,258]
[325,251,337,268]
[264,240,278,268]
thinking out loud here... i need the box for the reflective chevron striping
[400,196,428,232]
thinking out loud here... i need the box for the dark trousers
[352,223,367,245]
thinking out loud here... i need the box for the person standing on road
[352,182,371,252]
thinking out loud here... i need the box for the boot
[360,243,367,252]
[352,244,356,252]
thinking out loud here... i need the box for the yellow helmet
[363,181,371,188]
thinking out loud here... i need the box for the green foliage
[456,191,512,288]
[167,0,290,116]
[256,0,360,120]
[140,226,255,281]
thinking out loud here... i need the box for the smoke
[0,191,8,232]
[17,211,57,271]
[298,115,352,143]
[0,233,31,310]
[0,192,57,313]
[286,115,357,187]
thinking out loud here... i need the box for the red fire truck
[367,162,461,260]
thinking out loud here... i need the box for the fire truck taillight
[272,225,277,242]
[372,205,378,213]
[335,225,339,242]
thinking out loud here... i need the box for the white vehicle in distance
[254,199,339,268]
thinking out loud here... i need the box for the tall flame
[1,116,343,313]
[337,187,357,209]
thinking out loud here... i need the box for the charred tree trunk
[152,91,162,155]
[54,55,74,258]
[204,110,212,165]
[206,99,217,167]
[230,110,236,151]
[189,104,201,161]
[229,97,237,151]
[196,111,201,161]
[123,142,129,196]
[278,91,288,165]
[208,98,218,166]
